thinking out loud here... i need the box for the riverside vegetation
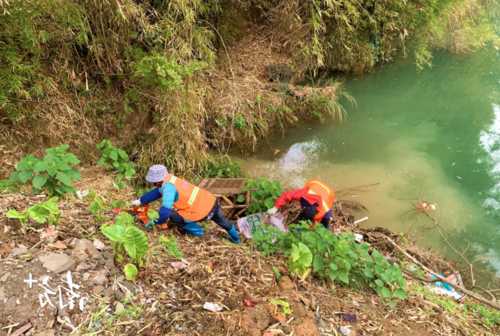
[1,143,499,334]
[1,0,498,179]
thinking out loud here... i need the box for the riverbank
[0,167,498,335]
[1,0,498,180]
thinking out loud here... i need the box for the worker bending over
[131,165,240,243]
[269,180,335,228]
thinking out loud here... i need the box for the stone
[72,239,100,260]
[115,302,125,315]
[93,239,106,251]
[39,253,74,273]
[11,245,28,257]
[91,269,108,285]
[76,262,94,272]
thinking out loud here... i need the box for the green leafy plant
[269,298,292,316]
[251,224,286,256]
[133,54,206,91]
[6,197,60,226]
[97,140,136,179]
[288,242,313,280]
[88,194,108,223]
[245,178,283,213]
[252,223,407,300]
[159,235,184,259]
[101,212,148,266]
[202,156,242,178]
[123,263,139,281]
[9,145,80,196]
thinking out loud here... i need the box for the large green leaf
[123,263,138,281]
[123,226,148,263]
[32,175,48,189]
[6,209,28,223]
[56,172,72,186]
[101,222,126,243]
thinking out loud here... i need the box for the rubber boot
[227,225,240,244]
[181,222,204,237]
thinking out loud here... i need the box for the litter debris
[203,302,224,312]
[170,261,189,270]
[429,272,464,301]
[338,325,353,335]
[47,241,67,250]
[353,216,369,225]
[353,234,364,243]
[76,189,89,200]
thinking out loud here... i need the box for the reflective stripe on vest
[163,174,216,221]
[188,187,200,206]
[307,189,331,212]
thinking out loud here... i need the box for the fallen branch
[374,232,500,310]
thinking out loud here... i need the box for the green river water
[242,48,500,281]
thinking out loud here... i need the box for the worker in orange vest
[131,165,240,243]
[268,180,335,228]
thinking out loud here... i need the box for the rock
[72,239,100,260]
[76,262,94,272]
[91,269,108,285]
[39,253,74,273]
[11,245,28,257]
[115,302,125,315]
[93,239,106,251]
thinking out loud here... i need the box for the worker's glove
[267,207,278,215]
[131,199,141,207]
[145,220,156,231]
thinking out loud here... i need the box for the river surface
[241,48,500,280]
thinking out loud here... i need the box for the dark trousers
[167,200,233,231]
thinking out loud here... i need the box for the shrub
[101,212,148,266]
[202,156,242,178]
[245,178,283,213]
[9,145,80,196]
[6,197,60,226]
[97,140,136,179]
[133,54,206,91]
[252,222,407,300]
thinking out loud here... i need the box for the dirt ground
[0,168,498,336]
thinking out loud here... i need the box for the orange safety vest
[305,180,335,222]
[163,174,216,222]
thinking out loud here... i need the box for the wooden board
[198,178,250,219]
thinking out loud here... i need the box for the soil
[0,168,498,335]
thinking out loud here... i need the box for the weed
[6,197,60,227]
[159,235,184,259]
[101,212,149,266]
[245,178,283,213]
[88,193,108,224]
[97,140,135,179]
[252,222,407,300]
[269,298,292,316]
[9,145,80,196]
[202,155,242,178]
[123,263,139,282]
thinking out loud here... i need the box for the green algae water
[242,48,500,281]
